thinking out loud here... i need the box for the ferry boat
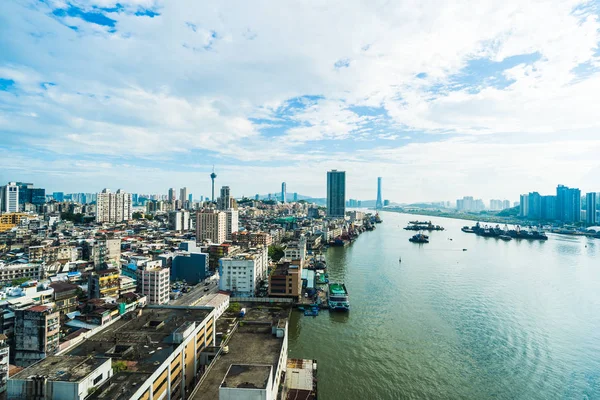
[328,283,350,311]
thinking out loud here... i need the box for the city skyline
[1,2,600,202]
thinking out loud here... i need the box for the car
[204,287,210,292]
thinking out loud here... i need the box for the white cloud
[1,0,600,200]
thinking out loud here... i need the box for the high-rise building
[502,200,511,210]
[527,192,542,220]
[188,193,193,203]
[586,192,597,225]
[541,195,557,220]
[180,187,188,203]
[218,186,232,210]
[556,185,581,223]
[0,182,19,213]
[327,170,346,217]
[293,192,298,202]
[95,189,133,223]
[375,177,383,210]
[169,210,190,232]
[196,209,227,244]
[225,209,239,241]
[519,194,529,217]
[52,192,64,202]
[168,187,176,203]
[281,182,287,203]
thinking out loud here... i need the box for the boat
[404,222,445,231]
[409,233,429,243]
[499,235,512,241]
[328,283,350,311]
[461,226,475,233]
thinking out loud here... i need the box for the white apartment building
[219,247,268,296]
[169,210,190,232]
[0,262,42,285]
[95,189,132,223]
[196,209,227,244]
[0,183,19,213]
[225,209,239,241]
[137,267,170,305]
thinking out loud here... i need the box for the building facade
[95,189,133,223]
[0,182,19,213]
[556,185,581,223]
[14,305,60,367]
[281,182,286,203]
[169,210,191,232]
[586,192,597,225]
[219,247,268,296]
[225,209,239,241]
[196,209,227,244]
[327,170,346,217]
[137,267,170,304]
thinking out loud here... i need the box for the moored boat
[328,283,350,311]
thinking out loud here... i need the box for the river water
[288,211,600,400]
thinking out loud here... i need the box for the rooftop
[221,364,272,390]
[11,356,109,382]
[87,371,152,400]
[192,323,285,400]
[66,307,211,374]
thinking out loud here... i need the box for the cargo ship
[462,222,548,241]
[404,222,444,231]
[328,283,350,311]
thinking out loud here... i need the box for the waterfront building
[327,170,346,217]
[196,209,227,244]
[14,305,60,367]
[9,307,217,400]
[137,266,170,305]
[527,192,542,220]
[519,194,529,217]
[95,189,132,223]
[281,182,287,203]
[457,196,485,212]
[219,247,268,296]
[541,195,557,220]
[556,185,581,223]
[586,192,597,225]
[0,183,18,213]
[269,259,302,298]
[169,210,190,232]
[376,177,383,210]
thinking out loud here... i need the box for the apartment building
[137,267,170,305]
[95,189,132,223]
[14,305,60,367]
[219,247,268,296]
[196,209,227,244]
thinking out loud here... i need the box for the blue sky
[1,0,600,202]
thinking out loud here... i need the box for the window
[93,373,103,385]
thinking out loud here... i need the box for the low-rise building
[219,247,268,296]
[0,262,42,285]
[268,259,302,298]
[49,281,79,316]
[10,306,217,400]
[87,268,120,299]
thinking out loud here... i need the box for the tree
[11,277,29,286]
[268,245,285,262]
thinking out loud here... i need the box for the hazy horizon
[1,1,600,202]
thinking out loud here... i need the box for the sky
[1,0,600,203]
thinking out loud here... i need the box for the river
[288,211,600,399]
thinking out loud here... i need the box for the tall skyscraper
[188,193,193,203]
[52,192,64,202]
[541,195,557,220]
[556,185,581,223]
[0,182,19,213]
[218,186,232,210]
[168,188,176,203]
[225,209,239,240]
[293,192,298,202]
[375,177,383,209]
[327,170,346,217]
[281,182,286,203]
[210,166,217,202]
[527,192,542,220]
[96,189,133,223]
[586,192,597,225]
[180,187,188,202]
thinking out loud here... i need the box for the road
[170,277,220,306]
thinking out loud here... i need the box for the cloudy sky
[1,0,600,203]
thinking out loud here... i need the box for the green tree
[268,245,285,262]
[11,277,30,286]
